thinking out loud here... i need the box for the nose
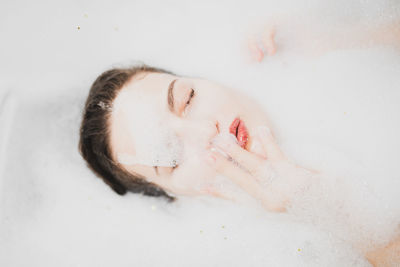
[174,118,219,147]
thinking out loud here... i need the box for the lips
[229,117,249,149]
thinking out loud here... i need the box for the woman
[79,63,316,212]
[79,22,400,265]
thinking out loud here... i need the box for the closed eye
[153,165,178,176]
[154,166,159,175]
[183,88,195,115]
[187,89,195,105]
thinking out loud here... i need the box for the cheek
[169,153,217,192]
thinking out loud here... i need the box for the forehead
[109,72,175,161]
[122,71,174,95]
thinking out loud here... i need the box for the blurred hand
[245,24,277,62]
[244,17,400,62]
[206,126,318,212]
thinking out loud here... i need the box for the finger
[201,184,235,201]
[256,126,285,161]
[211,134,264,174]
[205,149,265,200]
[261,25,277,56]
[247,35,264,62]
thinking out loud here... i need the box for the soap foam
[1,0,400,266]
[113,87,184,167]
[116,128,183,167]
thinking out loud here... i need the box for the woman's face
[109,71,270,198]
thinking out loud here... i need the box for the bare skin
[207,126,317,212]
[366,235,400,267]
[244,17,400,62]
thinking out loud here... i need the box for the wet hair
[79,64,175,201]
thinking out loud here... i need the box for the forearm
[275,15,400,56]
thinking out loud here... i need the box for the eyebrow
[167,79,178,112]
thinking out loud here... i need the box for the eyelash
[154,165,177,175]
[183,88,195,115]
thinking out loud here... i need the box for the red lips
[229,117,249,149]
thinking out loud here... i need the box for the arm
[205,127,400,266]
[245,16,400,62]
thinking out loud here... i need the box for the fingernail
[257,126,271,137]
[205,151,216,164]
[250,138,265,157]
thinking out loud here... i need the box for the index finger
[211,134,264,175]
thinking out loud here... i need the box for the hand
[206,126,318,212]
[244,23,277,63]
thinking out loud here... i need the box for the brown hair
[79,64,175,201]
